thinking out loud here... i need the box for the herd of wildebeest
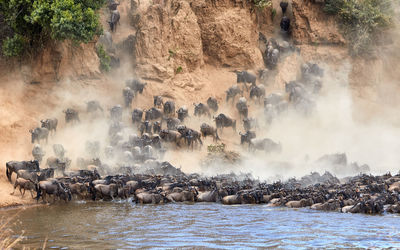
[5,57,400,215]
[4,1,400,214]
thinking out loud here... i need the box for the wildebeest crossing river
[3,202,400,248]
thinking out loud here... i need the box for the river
[2,201,400,249]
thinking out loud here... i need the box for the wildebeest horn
[40,119,44,123]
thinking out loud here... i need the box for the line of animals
[7,160,400,215]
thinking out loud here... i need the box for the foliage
[207,143,226,154]
[253,0,272,9]
[96,45,110,72]
[0,0,106,57]
[324,0,393,55]
[271,8,277,20]
[2,34,26,57]
[176,66,183,74]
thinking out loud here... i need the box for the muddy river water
[2,201,400,248]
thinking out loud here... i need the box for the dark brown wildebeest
[30,127,49,144]
[11,178,36,198]
[214,113,236,132]
[6,160,39,183]
[40,118,58,134]
[200,123,219,142]
[108,10,120,32]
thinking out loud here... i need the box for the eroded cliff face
[291,0,345,46]
[134,0,203,81]
[29,41,101,83]
[132,0,265,82]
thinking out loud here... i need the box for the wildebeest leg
[22,188,26,198]
[30,190,35,199]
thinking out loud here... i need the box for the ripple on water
[2,202,400,248]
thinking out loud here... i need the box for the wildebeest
[136,192,167,204]
[32,144,45,163]
[110,105,123,121]
[153,121,162,134]
[30,127,49,144]
[159,129,182,147]
[236,97,248,118]
[126,78,146,95]
[145,107,163,121]
[265,46,280,69]
[108,9,120,32]
[239,131,256,145]
[235,71,257,91]
[47,156,71,176]
[36,180,72,203]
[167,189,197,202]
[214,113,236,132]
[40,118,58,134]
[285,81,306,103]
[16,168,54,183]
[243,118,258,132]
[94,183,119,200]
[6,160,40,183]
[194,103,210,117]
[280,1,289,14]
[200,123,219,142]
[63,108,80,124]
[163,100,175,116]
[226,85,242,103]
[177,126,203,148]
[11,178,36,198]
[108,0,120,11]
[86,100,104,113]
[207,97,218,112]
[176,106,189,122]
[264,93,283,107]
[166,117,181,130]
[132,108,143,124]
[249,85,265,103]
[153,95,163,108]
[123,87,134,108]
[280,16,290,33]
[139,120,152,135]
[197,190,220,202]
[249,138,282,153]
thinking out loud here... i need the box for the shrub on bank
[0,0,106,57]
[96,45,111,72]
[253,0,272,9]
[324,0,393,56]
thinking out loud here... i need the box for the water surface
[2,202,400,248]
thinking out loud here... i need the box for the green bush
[0,0,106,57]
[324,0,393,55]
[2,34,26,57]
[253,0,272,9]
[96,45,110,72]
